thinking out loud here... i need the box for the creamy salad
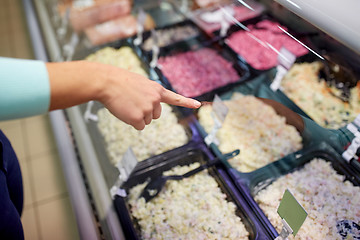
[85,46,148,77]
[198,93,302,172]
[97,103,188,166]
[128,163,249,240]
[281,62,360,129]
[255,159,360,240]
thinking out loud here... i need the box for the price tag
[220,12,230,37]
[57,7,70,39]
[121,147,138,177]
[212,95,228,123]
[83,101,98,122]
[219,6,234,37]
[343,122,360,162]
[347,123,359,135]
[270,47,296,91]
[150,29,160,68]
[72,0,94,8]
[347,123,360,139]
[204,95,228,146]
[110,148,138,199]
[200,8,223,23]
[134,8,146,46]
[51,4,61,26]
[278,47,297,70]
[353,114,360,128]
[276,189,307,239]
[270,65,287,92]
[63,32,79,61]
[180,0,189,12]
[342,151,354,163]
[204,112,221,146]
[110,177,127,199]
[342,136,360,162]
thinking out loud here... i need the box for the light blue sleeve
[0,57,50,120]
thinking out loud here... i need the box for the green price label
[277,189,307,236]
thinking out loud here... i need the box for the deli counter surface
[25,0,360,239]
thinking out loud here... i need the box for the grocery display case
[23,0,360,239]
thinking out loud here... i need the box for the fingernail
[194,100,201,108]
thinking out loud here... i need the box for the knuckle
[144,105,153,114]
[153,81,162,89]
[153,94,162,104]
[151,85,163,99]
[157,84,166,95]
[131,111,144,123]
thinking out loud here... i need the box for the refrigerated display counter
[23,0,360,239]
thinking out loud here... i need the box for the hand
[47,61,201,130]
[97,64,201,130]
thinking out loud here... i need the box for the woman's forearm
[47,61,106,110]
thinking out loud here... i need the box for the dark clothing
[0,130,24,239]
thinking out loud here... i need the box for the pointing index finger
[161,89,201,109]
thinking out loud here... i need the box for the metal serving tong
[139,149,240,202]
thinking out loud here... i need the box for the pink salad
[158,48,240,97]
[226,20,309,70]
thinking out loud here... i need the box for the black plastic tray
[231,142,360,239]
[194,70,314,174]
[114,144,274,240]
[217,14,314,76]
[222,52,357,125]
[132,1,186,28]
[135,19,209,58]
[270,51,360,127]
[189,1,264,37]
[196,69,360,174]
[141,36,251,102]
